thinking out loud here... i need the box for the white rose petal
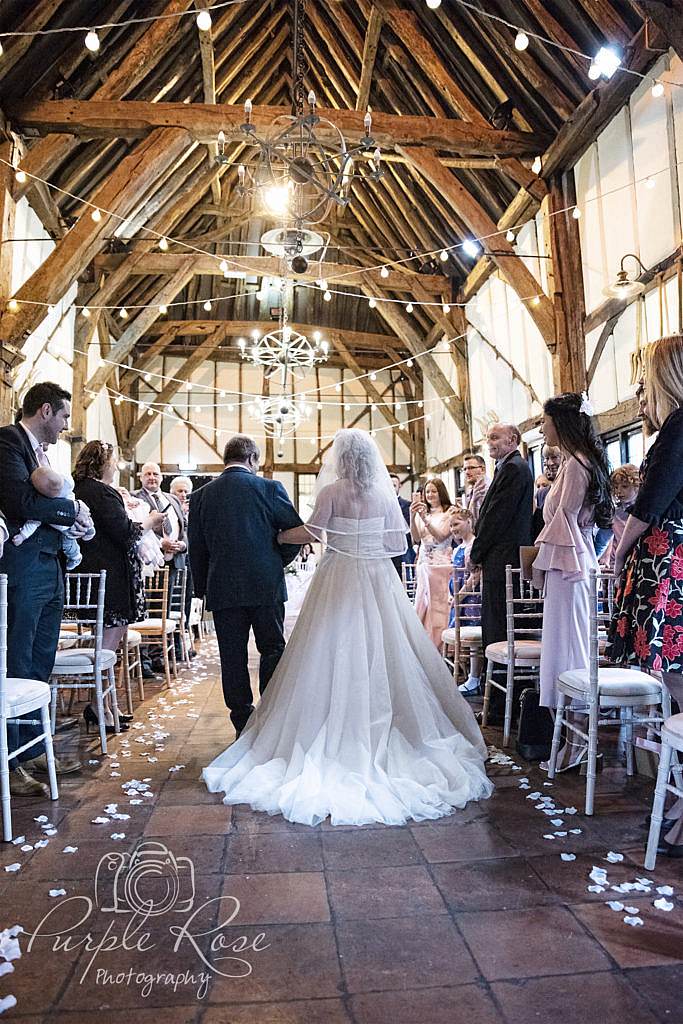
[33,815,48,823]
[550,819,564,827]
[656,886,674,896]
[561,853,576,862]
[624,906,640,914]
[588,885,605,893]
[110,833,126,841]
[4,864,20,873]
[607,901,624,911]
[10,836,25,846]
[20,845,33,853]
[48,889,66,898]
[606,851,624,863]
[34,840,49,849]
[91,817,110,824]
[623,916,644,927]
[564,807,578,815]
[62,846,78,854]
[0,994,17,1013]
[654,898,675,912]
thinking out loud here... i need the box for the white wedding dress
[203,444,492,827]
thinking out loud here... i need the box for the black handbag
[516,687,554,761]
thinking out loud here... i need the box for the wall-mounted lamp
[603,253,648,299]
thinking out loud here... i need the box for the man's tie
[35,444,50,468]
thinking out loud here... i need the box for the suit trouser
[7,553,63,767]
[213,603,286,733]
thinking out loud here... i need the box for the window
[296,473,317,518]
[605,437,623,472]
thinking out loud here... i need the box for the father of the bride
[188,434,303,736]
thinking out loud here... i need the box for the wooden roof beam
[8,99,551,157]
[357,6,384,112]
[137,319,409,351]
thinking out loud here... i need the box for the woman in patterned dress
[608,335,683,858]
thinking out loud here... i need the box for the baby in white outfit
[13,465,95,570]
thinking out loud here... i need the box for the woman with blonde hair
[608,334,683,858]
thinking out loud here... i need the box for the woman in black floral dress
[607,334,683,857]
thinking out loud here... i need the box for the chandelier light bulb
[324,290,332,302]
[84,30,100,52]
[364,109,372,134]
[418,400,424,408]
[313,330,321,342]
[159,236,169,251]
[531,155,542,174]
[159,304,167,314]
[308,90,316,108]
[218,130,226,145]
[321,340,329,354]
[90,207,102,222]
[14,168,26,184]
[263,184,289,215]
[237,338,246,350]
[251,329,260,340]
[406,302,414,313]
[380,266,389,278]
[244,98,253,121]
[219,390,226,398]
[317,402,323,410]
[651,80,664,98]
[47,305,54,314]
[425,0,441,8]
[203,299,212,312]
[196,9,212,31]
[515,30,529,51]
[531,295,541,306]
[506,229,516,242]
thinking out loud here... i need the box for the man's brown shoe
[26,754,81,775]
[9,767,49,797]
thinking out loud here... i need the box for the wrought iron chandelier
[224,0,383,233]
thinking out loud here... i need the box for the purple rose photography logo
[25,840,270,1000]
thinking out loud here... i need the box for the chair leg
[50,684,58,735]
[133,646,144,702]
[548,697,565,780]
[109,667,120,733]
[0,719,11,842]
[94,672,108,755]
[170,635,178,681]
[120,640,134,716]
[503,659,515,748]
[162,638,172,689]
[481,662,493,727]
[645,740,673,871]
[41,706,58,801]
[585,697,600,816]
[624,706,635,776]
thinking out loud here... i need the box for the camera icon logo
[95,841,196,916]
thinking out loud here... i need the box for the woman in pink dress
[411,478,454,648]
[532,392,613,770]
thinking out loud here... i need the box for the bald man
[470,423,533,723]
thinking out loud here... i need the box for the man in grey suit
[189,434,302,736]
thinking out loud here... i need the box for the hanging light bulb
[462,239,481,258]
[395,402,402,412]
[368,297,377,309]
[90,207,102,222]
[506,229,515,243]
[531,155,542,174]
[219,390,226,398]
[572,207,582,219]
[14,169,26,184]
[345,403,351,412]
[380,266,389,278]
[7,298,18,312]
[158,236,169,251]
[440,249,449,262]
[531,295,541,306]
[645,176,655,190]
[406,358,414,368]
[370,372,377,381]
[318,278,328,291]
[114,396,123,406]
[317,402,323,410]
[185,382,192,391]
[335,383,342,393]
[418,400,424,409]
[323,290,332,302]
[84,30,100,52]
[651,80,664,98]
[119,307,128,319]
[196,9,212,31]
[159,304,168,315]
[442,303,450,314]
[203,299,213,312]
[219,259,228,273]
[406,302,414,313]
[425,0,441,8]
[82,307,91,318]
[514,30,529,51]
[589,46,621,81]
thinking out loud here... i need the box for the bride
[202,429,492,826]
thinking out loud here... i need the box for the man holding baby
[0,382,91,795]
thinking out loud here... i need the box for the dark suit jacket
[75,477,140,620]
[470,450,533,580]
[188,467,303,610]
[0,423,76,577]
[134,487,187,568]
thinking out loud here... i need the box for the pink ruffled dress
[532,457,598,708]
[413,510,453,649]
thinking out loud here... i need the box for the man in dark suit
[189,434,303,736]
[470,423,533,722]
[389,472,415,577]
[0,382,88,795]
[134,461,188,669]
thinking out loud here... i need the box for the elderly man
[135,462,188,669]
[532,444,561,539]
[0,382,88,794]
[470,423,533,723]
[169,475,196,656]
[462,452,490,527]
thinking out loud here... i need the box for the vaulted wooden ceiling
[0,0,670,454]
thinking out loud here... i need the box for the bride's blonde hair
[645,335,683,430]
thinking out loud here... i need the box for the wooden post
[71,282,97,465]
[548,172,587,393]
[0,141,17,424]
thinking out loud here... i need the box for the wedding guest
[470,423,533,723]
[0,382,87,794]
[188,434,302,737]
[75,441,165,732]
[170,475,196,656]
[411,478,454,648]
[608,335,683,857]
[462,453,489,527]
[533,443,562,540]
[390,472,415,576]
[532,394,612,769]
[448,507,482,696]
[298,542,316,568]
[600,465,639,570]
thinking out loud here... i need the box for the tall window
[296,473,317,518]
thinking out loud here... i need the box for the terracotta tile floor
[1,636,681,1024]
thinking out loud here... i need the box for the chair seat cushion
[126,629,142,645]
[662,712,683,745]
[558,667,662,699]
[130,618,176,633]
[485,639,542,664]
[5,677,51,712]
[441,626,482,646]
[51,647,117,672]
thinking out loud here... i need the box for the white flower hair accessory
[579,391,594,417]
